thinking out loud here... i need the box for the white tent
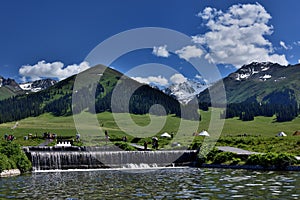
[276,132,287,137]
[160,132,171,138]
[198,130,210,137]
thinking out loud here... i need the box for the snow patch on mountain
[19,79,57,93]
[163,79,207,104]
[259,74,272,81]
[231,62,282,81]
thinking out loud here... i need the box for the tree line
[220,89,299,122]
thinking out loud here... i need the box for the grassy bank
[194,148,300,169]
[0,110,299,154]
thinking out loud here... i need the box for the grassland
[0,109,299,155]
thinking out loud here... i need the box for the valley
[0,110,299,154]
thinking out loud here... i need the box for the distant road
[216,146,259,155]
[129,143,151,150]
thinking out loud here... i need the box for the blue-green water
[0,167,299,199]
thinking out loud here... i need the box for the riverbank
[0,169,21,177]
[200,163,300,171]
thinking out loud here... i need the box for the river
[0,167,299,199]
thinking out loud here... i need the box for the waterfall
[24,147,198,171]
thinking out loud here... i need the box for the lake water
[0,167,299,199]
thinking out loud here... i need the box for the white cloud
[298,59,300,64]
[170,73,187,84]
[193,3,288,68]
[280,41,288,50]
[294,41,300,46]
[152,45,170,58]
[195,74,203,80]
[175,45,204,61]
[19,60,91,81]
[131,75,169,87]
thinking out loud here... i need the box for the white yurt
[160,132,171,138]
[276,131,287,137]
[198,130,210,137]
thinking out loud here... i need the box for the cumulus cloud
[19,60,91,81]
[175,45,204,61]
[152,45,170,58]
[193,3,288,68]
[298,59,300,64]
[170,73,187,84]
[131,75,169,87]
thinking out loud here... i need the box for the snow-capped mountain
[197,62,299,104]
[229,62,284,82]
[163,79,207,104]
[19,79,57,93]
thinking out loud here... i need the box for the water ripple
[0,168,299,199]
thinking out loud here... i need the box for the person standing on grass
[105,130,109,144]
[76,132,80,142]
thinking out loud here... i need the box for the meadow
[0,109,299,154]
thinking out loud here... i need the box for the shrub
[0,142,21,157]
[246,154,261,166]
[0,142,32,173]
[231,157,242,165]
[11,155,32,173]
[246,153,298,168]
[205,148,219,162]
[274,153,298,169]
[114,142,136,151]
[0,153,11,173]
[213,152,236,164]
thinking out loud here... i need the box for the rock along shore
[0,169,21,177]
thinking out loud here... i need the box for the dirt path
[38,139,53,146]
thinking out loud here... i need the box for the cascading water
[23,146,198,171]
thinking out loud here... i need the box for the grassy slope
[0,110,299,154]
[0,87,18,100]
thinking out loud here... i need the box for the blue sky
[1,0,300,85]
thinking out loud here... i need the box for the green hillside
[198,62,300,122]
[0,65,183,123]
[198,62,300,104]
[0,85,24,100]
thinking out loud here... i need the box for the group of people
[4,134,15,141]
[43,132,57,139]
[143,137,159,150]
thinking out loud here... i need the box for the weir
[23,146,198,171]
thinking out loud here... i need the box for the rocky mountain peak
[19,79,57,92]
[0,76,21,89]
[163,79,207,104]
[229,62,286,82]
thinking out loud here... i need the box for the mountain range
[0,76,56,100]
[19,79,57,93]
[0,65,194,123]
[0,62,299,123]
